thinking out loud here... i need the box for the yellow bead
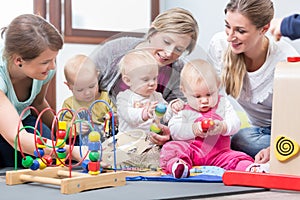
[56,158,65,166]
[37,158,47,170]
[37,144,46,148]
[88,131,101,142]
[58,121,67,130]
[56,139,65,148]
[88,170,100,175]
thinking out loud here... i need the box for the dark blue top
[281,14,300,40]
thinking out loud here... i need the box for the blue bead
[57,148,66,153]
[30,159,40,170]
[81,159,89,172]
[34,148,45,157]
[88,141,101,151]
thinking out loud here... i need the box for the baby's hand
[206,120,225,136]
[142,101,158,121]
[170,99,185,114]
[269,18,283,41]
[192,122,207,138]
[76,121,90,135]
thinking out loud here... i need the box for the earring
[18,64,22,67]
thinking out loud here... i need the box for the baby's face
[71,70,99,102]
[183,78,219,112]
[127,63,158,97]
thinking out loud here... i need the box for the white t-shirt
[207,32,299,127]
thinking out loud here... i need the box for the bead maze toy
[5,100,127,194]
[223,57,300,191]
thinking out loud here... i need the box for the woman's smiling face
[225,11,263,55]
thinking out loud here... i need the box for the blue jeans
[231,126,271,158]
[0,115,52,167]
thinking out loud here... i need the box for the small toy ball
[155,103,167,117]
[201,118,214,132]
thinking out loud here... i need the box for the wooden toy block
[270,60,300,176]
[6,167,127,194]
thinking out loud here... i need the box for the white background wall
[0,0,299,111]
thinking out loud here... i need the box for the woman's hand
[254,146,270,163]
[149,123,170,146]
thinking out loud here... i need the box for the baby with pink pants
[160,60,269,178]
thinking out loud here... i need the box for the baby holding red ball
[160,59,269,178]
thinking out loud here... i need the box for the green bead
[22,156,34,168]
[88,131,101,142]
[89,151,100,161]
[57,151,67,159]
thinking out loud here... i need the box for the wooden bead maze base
[6,166,127,194]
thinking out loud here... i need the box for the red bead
[36,137,47,145]
[88,161,100,171]
[43,155,53,165]
[56,130,66,139]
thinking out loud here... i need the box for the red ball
[201,118,214,132]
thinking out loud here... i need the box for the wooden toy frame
[6,167,127,194]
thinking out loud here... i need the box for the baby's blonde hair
[64,54,98,85]
[118,50,158,76]
[180,59,220,91]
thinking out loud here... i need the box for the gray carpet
[0,168,266,200]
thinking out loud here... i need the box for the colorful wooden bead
[88,161,100,171]
[58,121,67,130]
[36,137,47,145]
[30,159,40,170]
[34,148,45,158]
[88,170,100,175]
[81,159,89,172]
[37,158,47,170]
[43,155,53,165]
[89,151,100,162]
[56,130,66,139]
[56,158,65,166]
[88,141,101,151]
[36,137,47,148]
[88,131,101,142]
[56,139,65,148]
[22,156,34,168]
[57,151,67,159]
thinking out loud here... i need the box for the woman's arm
[0,90,84,162]
[0,90,53,155]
